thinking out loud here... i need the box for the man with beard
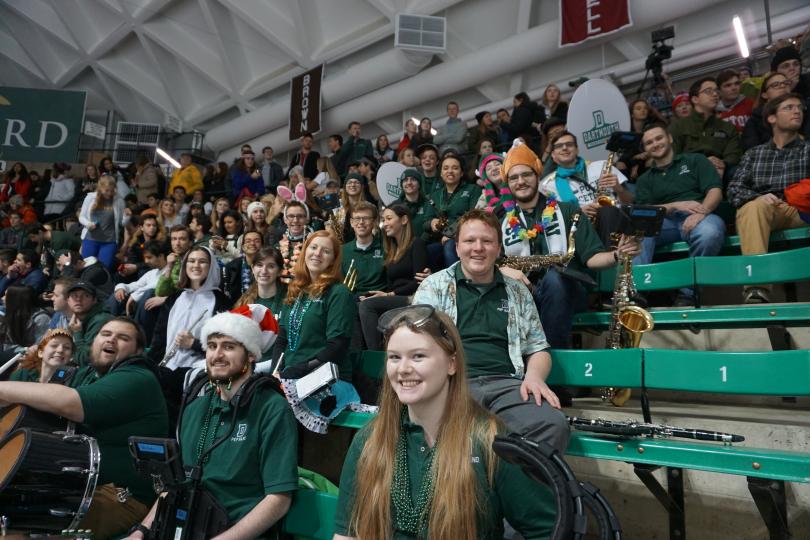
[498,141,640,350]
[127,307,297,539]
[0,317,168,538]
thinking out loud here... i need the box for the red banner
[559,0,632,47]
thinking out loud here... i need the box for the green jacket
[669,110,742,167]
[338,137,374,166]
[398,195,437,242]
[72,302,113,367]
[154,257,182,297]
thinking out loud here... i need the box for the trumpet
[595,152,618,207]
[344,259,358,292]
[160,309,209,367]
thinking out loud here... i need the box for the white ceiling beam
[195,0,243,105]
[90,64,129,118]
[0,1,79,51]
[135,31,183,118]
[508,0,532,95]
[218,0,310,67]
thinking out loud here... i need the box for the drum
[0,428,100,532]
[0,404,70,439]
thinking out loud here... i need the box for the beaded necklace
[505,194,558,240]
[391,410,438,536]
[287,294,314,352]
[194,391,221,465]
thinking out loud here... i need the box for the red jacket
[0,176,32,202]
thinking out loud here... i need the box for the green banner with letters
[0,86,86,163]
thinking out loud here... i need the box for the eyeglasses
[286,214,307,221]
[552,141,576,151]
[507,171,537,182]
[350,216,374,223]
[377,304,454,350]
[766,80,792,90]
[242,238,263,245]
[698,87,720,96]
[777,103,806,113]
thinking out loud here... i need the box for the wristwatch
[127,523,150,537]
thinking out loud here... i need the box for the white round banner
[566,79,631,162]
[376,161,406,206]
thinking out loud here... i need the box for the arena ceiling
[0,0,808,159]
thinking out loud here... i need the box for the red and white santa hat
[200,304,279,360]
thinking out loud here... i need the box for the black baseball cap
[67,281,97,298]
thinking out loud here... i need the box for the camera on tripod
[645,26,675,84]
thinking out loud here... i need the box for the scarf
[502,195,567,257]
[553,157,586,204]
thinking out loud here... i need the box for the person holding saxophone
[498,140,641,351]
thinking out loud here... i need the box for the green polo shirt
[281,283,356,380]
[514,200,604,278]
[9,368,38,382]
[635,153,722,205]
[454,264,512,378]
[72,302,114,367]
[335,421,555,539]
[70,356,169,503]
[341,235,386,295]
[179,384,298,529]
[429,182,482,228]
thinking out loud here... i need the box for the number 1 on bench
[720,365,727,383]
[745,264,752,277]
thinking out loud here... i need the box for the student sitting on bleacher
[334,306,555,540]
[728,93,810,303]
[632,123,726,307]
[413,209,569,451]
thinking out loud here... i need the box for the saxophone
[500,214,580,272]
[595,152,618,207]
[603,234,654,406]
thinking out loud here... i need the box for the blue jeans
[81,239,118,270]
[532,267,589,349]
[443,239,459,266]
[634,211,726,297]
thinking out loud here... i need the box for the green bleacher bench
[654,225,810,255]
[694,246,810,286]
[597,257,694,293]
[332,348,810,539]
[573,303,810,331]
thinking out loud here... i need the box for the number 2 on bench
[644,272,652,284]
[719,365,727,383]
[584,363,593,377]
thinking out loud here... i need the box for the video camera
[645,26,674,85]
[129,437,229,540]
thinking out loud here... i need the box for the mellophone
[0,404,100,535]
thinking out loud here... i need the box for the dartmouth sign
[0,86,86,163]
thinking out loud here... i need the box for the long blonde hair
[284,230,343,303]
[91,175,116,211]
[351,310,500,540]
[382,203,414,266]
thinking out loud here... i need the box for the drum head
[376,162,407,206]
[0,404,24,439]
[0,429,29,490]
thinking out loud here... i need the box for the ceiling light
[156,147,181,169]
[733,16,749,58]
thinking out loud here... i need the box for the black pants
[358,295,411,351]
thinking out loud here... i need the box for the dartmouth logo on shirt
[232,423,248,442]
[582,110,619,149]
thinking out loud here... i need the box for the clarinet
[568,416,745,443]
[160,310,210,367]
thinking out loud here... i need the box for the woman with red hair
[271,230,364,431]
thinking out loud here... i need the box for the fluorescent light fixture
[410,117,419,125]
[156,147,181,169]
[430,128,437,136]
[733,16,749,58]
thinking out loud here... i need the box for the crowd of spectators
[0,40,808,538]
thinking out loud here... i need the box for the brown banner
[289,65,324,140]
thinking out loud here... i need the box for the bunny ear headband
[278,183,310,218]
